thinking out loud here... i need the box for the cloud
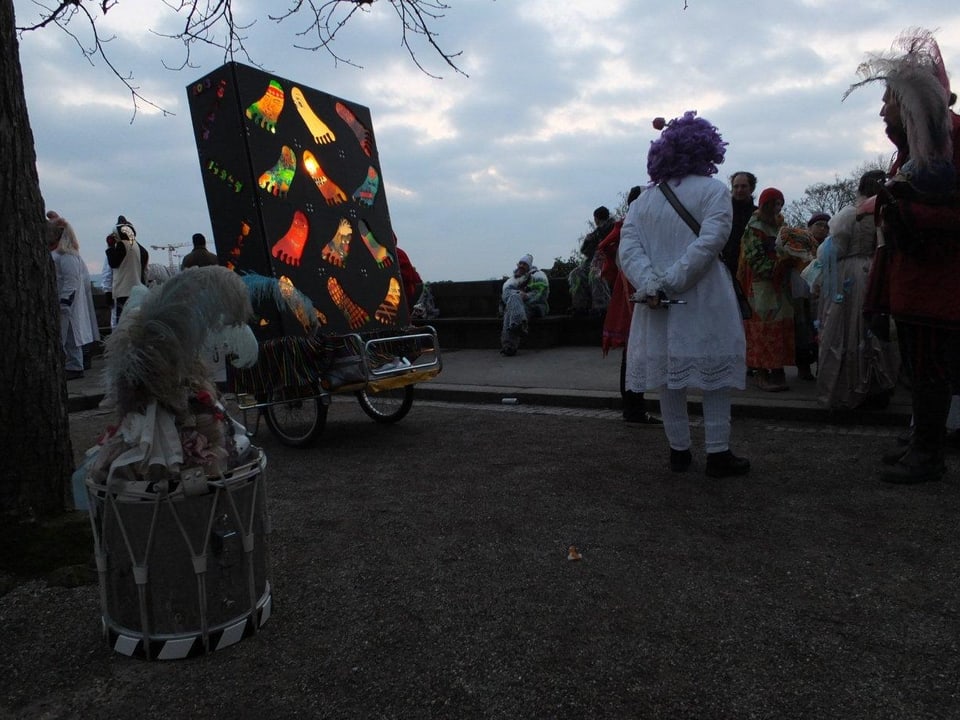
[13,0,960,285]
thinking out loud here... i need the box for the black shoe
[705,450,751,478]
[880,447,946,484]
[500,345,517,357]
[670,448,692,473]
[65,369,85,381]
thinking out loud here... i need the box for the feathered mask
[843,27,953,169]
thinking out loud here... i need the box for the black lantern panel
[186,62,407,340]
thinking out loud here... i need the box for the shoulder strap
[658,182,701,236]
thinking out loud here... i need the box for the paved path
[68,346,912,426]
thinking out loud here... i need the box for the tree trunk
[0,0,73,520]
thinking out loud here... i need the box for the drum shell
[87,454,271,659]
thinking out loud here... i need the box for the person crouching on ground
[619,111,750,478]
[500,254,549,356]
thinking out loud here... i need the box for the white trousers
[658,387,732,454]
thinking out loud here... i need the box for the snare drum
[85,451,271,660]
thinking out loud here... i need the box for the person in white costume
[47,211,100,380]
[619,111,750,478]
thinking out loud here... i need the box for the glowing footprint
[375,277,401,325]
[271,210,309,266]
[291,87,336,145]
[352,166,380,207]
[245,80,285,133]
[278,275,315,331]
[322,218,352,268]
[327,276,370,330]
[358,219,393,269]
[259,146,296,197]
[335,101,373,157]
[302,150,347,206]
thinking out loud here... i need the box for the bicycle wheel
[263,393,327,447]
[356,384,414,424]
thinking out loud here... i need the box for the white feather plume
[104,266,254,416]
[843,27,952,169]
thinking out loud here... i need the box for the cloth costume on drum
[85,266,270,659]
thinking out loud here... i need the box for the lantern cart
[228,326,441,447]
[186,61,442,447]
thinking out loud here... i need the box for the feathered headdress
[844,27,952,170]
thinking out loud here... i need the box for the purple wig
[646,111,727,183]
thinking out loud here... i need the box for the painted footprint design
[245,80,284,133]
[352,166,380,207]
[327,276,370,330]
[358,219,393,269]
[271,210,310,266]
[302,150,347,206]
[375,277,401,325]
[278,275,318,331]
[322,218,352,268]
[291,87,336,145]
[259,146,296,197]
[335,101,373,157]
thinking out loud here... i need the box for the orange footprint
[302,150,347,206]
[375,277,401,325]
[327,276,370,330]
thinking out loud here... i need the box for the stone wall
[413,278,601,350]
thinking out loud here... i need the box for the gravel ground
[2,398,959,719]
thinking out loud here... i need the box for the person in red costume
[394,245,422,311]
[847,28,960,483]
[597,185,661,425]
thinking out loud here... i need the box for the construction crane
[150,243,187,272]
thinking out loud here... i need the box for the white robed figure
[619,111,749,478]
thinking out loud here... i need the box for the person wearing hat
[181,233,219,269]
[596,185,662,425]
[619,111,749,478]
[846,28,960,483]
[104,214,149,319]
[500,254,549,356]
[737,187,794,392]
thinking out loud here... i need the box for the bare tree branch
[17,0,468,119]
[17,0,175,121]
[268,0,467,78]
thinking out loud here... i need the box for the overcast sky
[13,0,960,284]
